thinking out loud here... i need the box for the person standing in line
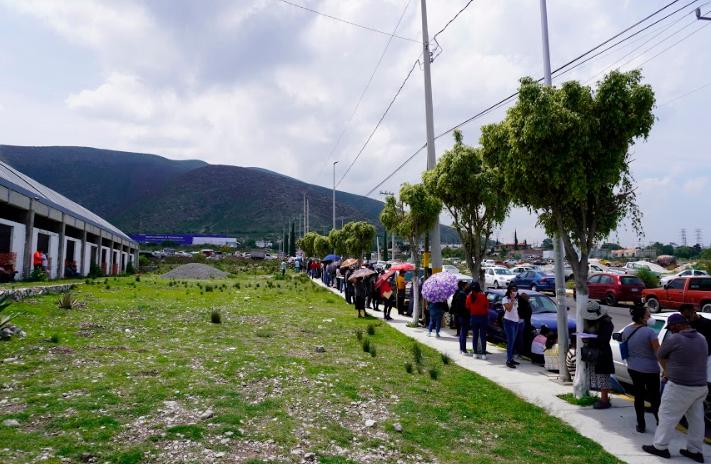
[280,259,287,277]
[369,274,380,311]
[396,272,406,315]
[365,274,375,310]
[582,301,615,410]
[502,285,520,368]
[642,314,708,462]
[517,292,534,357]
[451,280,470,355]
[623,305,660,433]
[380,276,395,320]
[354,277,367,318]
[427,299,448,338]
[466,282,489,359]
[344,268,354,304]
[680,304,711,354]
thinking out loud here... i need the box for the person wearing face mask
[622,305,660,433]
[642,314,708,462]
[502,285,520,369]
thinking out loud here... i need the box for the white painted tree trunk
[412,275,420,326]
[573,289,590,398]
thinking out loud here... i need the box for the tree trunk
[411,243,421,326]
[572,262,591,398]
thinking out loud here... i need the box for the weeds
[429,368,440,380]
[366,324,376,336]
[404,362,414,374]
[57,293,80,310]
[49,334,60,343]
[441,353,451,365]
[355,329,363,341]
[361,337,371,353]
[211,309,222,324]
[412,343,423,365]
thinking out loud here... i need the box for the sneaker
[427,332,432,337]
[680,449,704,463]
[512,360,520,365]
[636,424,645,433]
[474,354,481,359]
[506,361,516,369]
[480,354,487,360]
[641,445,670,459]
[436,333,441,338]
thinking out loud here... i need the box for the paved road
[564,295,676,331]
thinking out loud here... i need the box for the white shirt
[502,296,519,322]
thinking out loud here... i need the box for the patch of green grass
[557,393,599,407]
[165,424,205,440]
[441,353,451,365]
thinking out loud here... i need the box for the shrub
[125,262,136,275]
[57,293,79,310]
[441,353,451,365]
[211,310,222,324]
[88,263,103,278]
[233,282,241,289]
[49,334,60,343]
[366,324,376,336]
[135,276,141,282]
[636,268,660,289]
[0,296,15,331]
[404,362,414,374]
[29,267,48,282]
[429,368,440,380]
[361,337,371,353]
[369,344,377,357]
[412,343,423,365]
[205,285,214,292]
[355,329,363,341]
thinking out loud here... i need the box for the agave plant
[0,295,16,330]
[57,292,79,310]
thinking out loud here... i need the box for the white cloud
[683,177,708,195]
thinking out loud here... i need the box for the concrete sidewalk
[312,277,711,464]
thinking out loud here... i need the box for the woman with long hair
[502,285,520,369]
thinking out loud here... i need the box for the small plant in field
[57,293,80,310]
[404,362,414,374]
[256,329,273,338]
[211,309,222,324]
[355,329,363,341]
[361,337,371,353]
[0,296,16,332]
[49,334,60,343]
[441,353,451,365]
[205,285,214,292]
[104,278,108,285]
[412,343,423,365]
[233,282,241,289]
[105,285,110,290]
[29,267,48,282]
[135,276,141,282]
[255,283,260,288]
[366,324,376,336]
[85,279,91,284]
[369,344,377,357]
[429,368,439,380]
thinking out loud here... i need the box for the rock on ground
[160,264,229,280]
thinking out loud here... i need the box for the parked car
[485,289,576,341]
[642,276,711,313]
[660,269,709,286]
[624,260,670,277]
[510,271,556,292]
[586,273,645,307]
[484,266,516,289]
[442,264,460,274]
[483,259,496,267]
[511,265,535,275]
[611,312,711,438]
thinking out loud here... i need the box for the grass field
[0,270,620,463]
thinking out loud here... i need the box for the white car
[660,269,709,286]
[483,259,496,267]
[484,267,516,289]
[511,265,535,275]
[442,264,460,274]
[623,260,670,277]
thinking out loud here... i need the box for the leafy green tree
[601,242,623,251]
[380,183,441,325]
[297,232,319,258]
[541,238,554,250]
[482,70,655,397]
[382,231,389,261]
[313,235,332,258]
[328,228,348,257]
[423,130,509,287]
[514,230,519,251]
[699,248,711,260]
[342,221,376,262]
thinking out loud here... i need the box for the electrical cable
[658,79,711,107]
[276,0,420,43]
[431,0,477,61]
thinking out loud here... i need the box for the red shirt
[33,251,43,266]
[466,292,489,316]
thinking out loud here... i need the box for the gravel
[160,264,229,280]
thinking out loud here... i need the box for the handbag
[619,326,643,360]
[581,345,600,364]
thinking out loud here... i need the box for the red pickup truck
[642,276,711,313]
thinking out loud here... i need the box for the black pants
[629,369,660,429]
[396,290,406,314]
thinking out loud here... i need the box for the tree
[313,235,332,258]
[380,183,441,325]
[328,228,348,257]
[514,230,519,250]
[341,221,376,262]
[382,230,389,261]
[600,242,622,251]
[423,130,509,287]
[481,70,655,397]
[297,232,319,258]
[541,238,554,250]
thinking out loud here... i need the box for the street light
[332,161,338,231]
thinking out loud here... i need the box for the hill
[0,145,458,242]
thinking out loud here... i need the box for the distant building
[131,234,239,247]
[0,161,138,279]
[255,240,273,248]
[610,247,656,259]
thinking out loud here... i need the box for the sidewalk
[312,277,711,464]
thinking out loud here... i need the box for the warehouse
[0,161,138,280]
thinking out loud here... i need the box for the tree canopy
[342,221,376,260]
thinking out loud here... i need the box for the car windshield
[529,295,557,314]
[495,269,512,275]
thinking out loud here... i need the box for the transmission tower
[681,228,688,247]
[695,228,703,246]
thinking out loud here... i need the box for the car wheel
[605,293,617,307]
[531,285,537,292]
[646,297,661,313]
[702,302,711,313]
[494,280,500,289]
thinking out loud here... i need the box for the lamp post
[332,161,338,231]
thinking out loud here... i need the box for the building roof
[0,160,134,243]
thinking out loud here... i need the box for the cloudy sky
[0,0,709,247]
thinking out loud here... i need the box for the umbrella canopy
[323,254,340,263]
[340,258,359,268]
[421,271,459,303]
[374,270,395,290]
[389,263,415,272]
[348,268,376,282]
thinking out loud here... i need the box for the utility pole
[420,0,442,274]
[332,161,338,232]
[539,0,571,384]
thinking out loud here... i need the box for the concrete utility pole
[420,0,442,274]
[539,0,571,383]
[332,161,338,231]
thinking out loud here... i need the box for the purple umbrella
[421,271,459,303]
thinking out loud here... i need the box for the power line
[636,16,711,66]
[363,0,699,197]
[276,0,420,43]
[431,0,477,61]
[326,0,413,163]
[658,79,711,107]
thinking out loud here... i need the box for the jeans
[654,381,707,453]
[629,369,660,429]
[428,305,443,335]
[470,315,488,355]
[503,319,520,363]
[456,314,470,352]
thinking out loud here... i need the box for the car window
[495,269,512,275]
[601,275,614,285]
[680,270,691,276]
[689,278,711,291]
[650,318,665,335]
[529,295,557,314]
[588,275,601,284]
[694,270,707,276]
[620,276,643,286]
[668,279,685,290]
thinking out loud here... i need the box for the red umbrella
[374,270,395,290]
[389,263,415,271]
